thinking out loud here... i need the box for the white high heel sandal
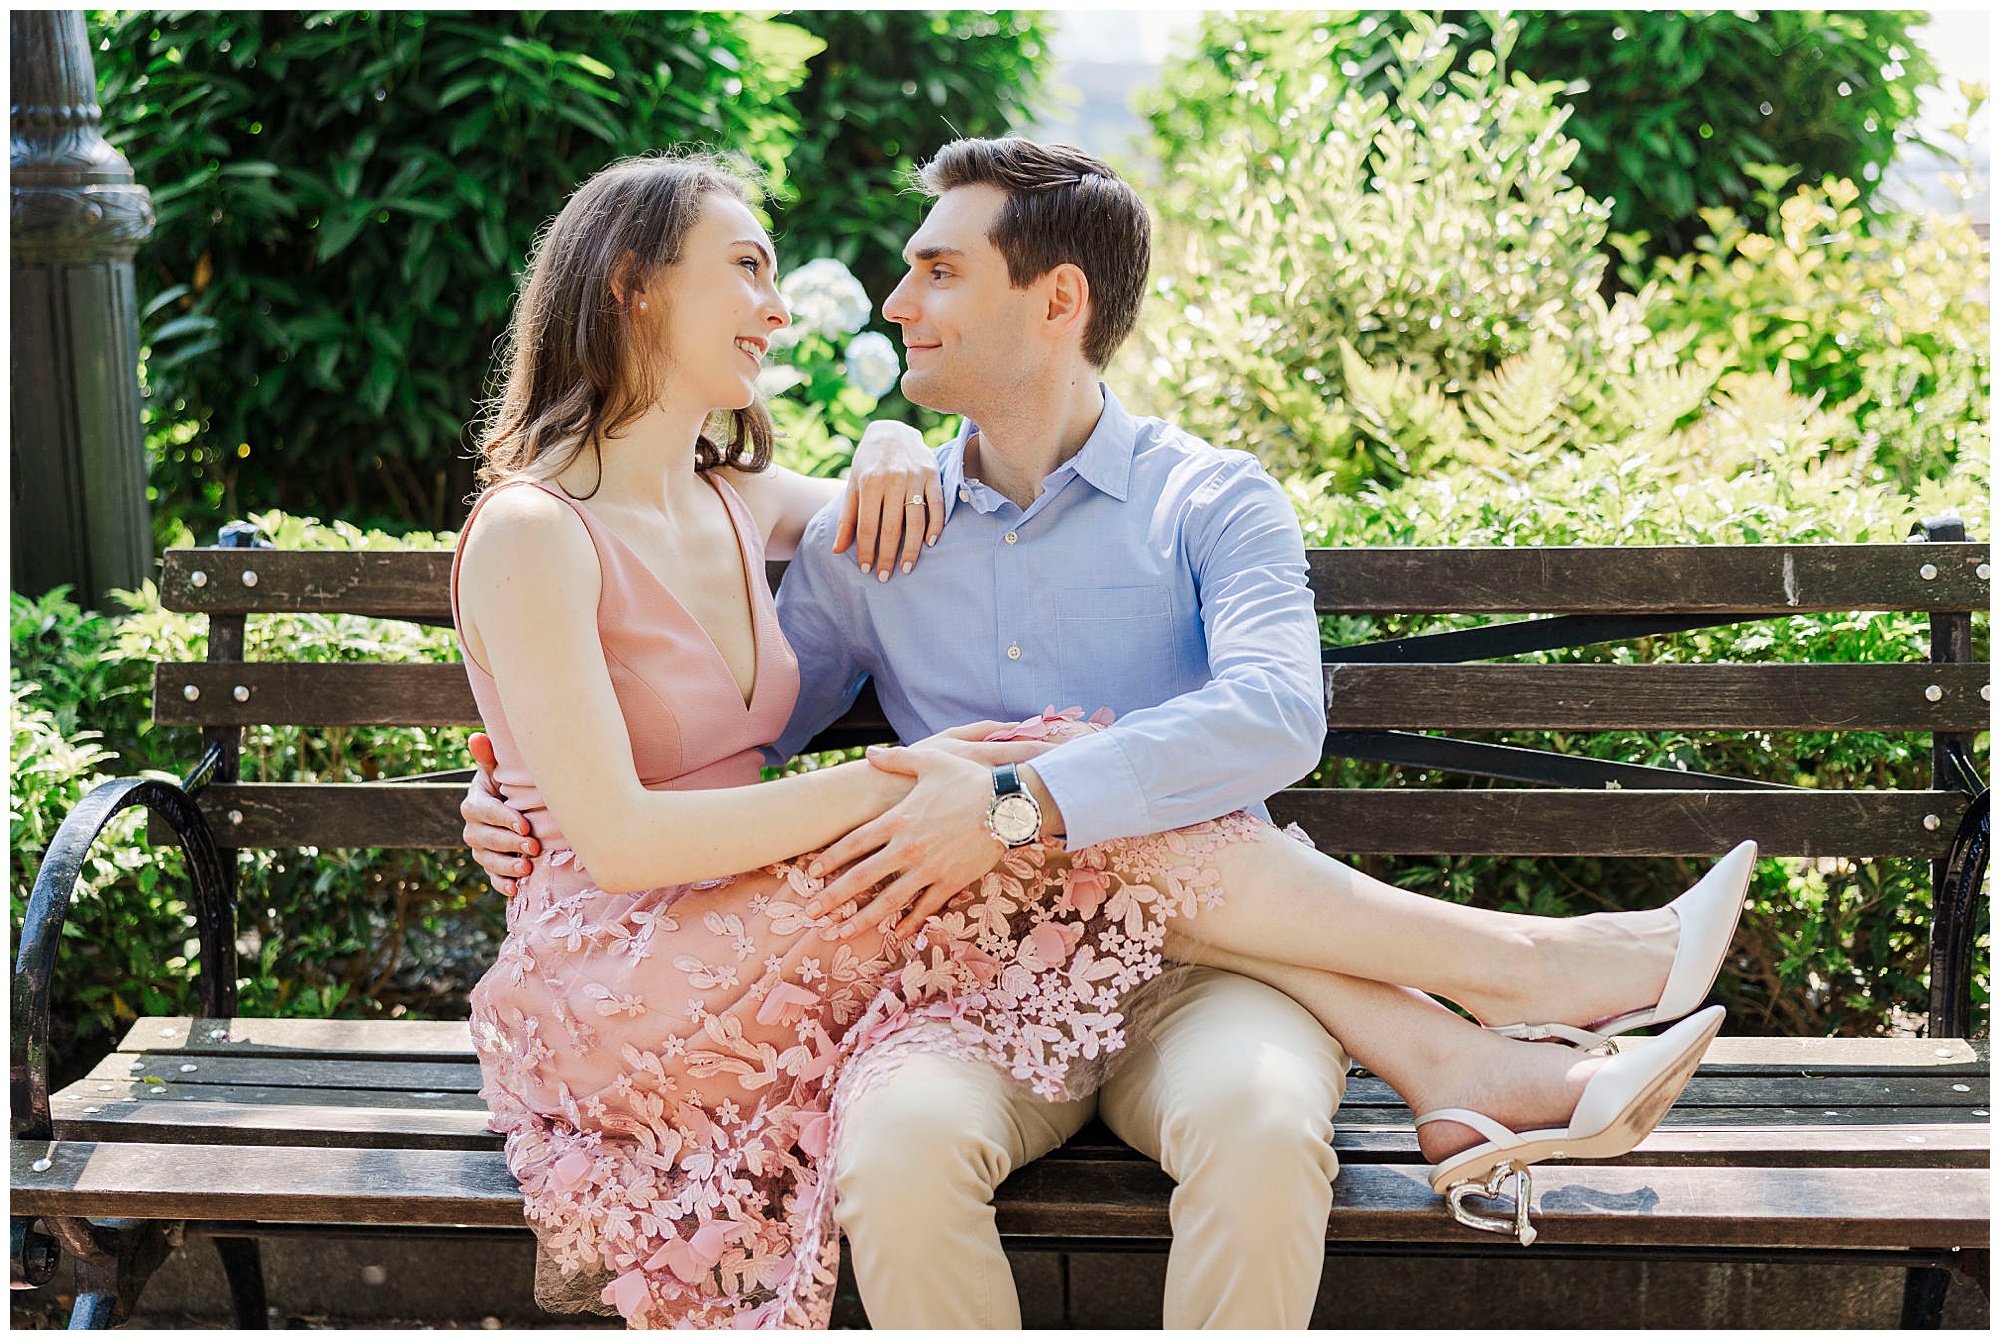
[1487,841,1756,1054]
[1418,1005,1726,1246]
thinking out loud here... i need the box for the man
[463,138,1346,1328]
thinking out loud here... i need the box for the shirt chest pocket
[1055,585,1177,715]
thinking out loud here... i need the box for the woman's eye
[739,257,762,273]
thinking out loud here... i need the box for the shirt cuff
[1029,728,1150,851]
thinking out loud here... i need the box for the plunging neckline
[573,475,766,713]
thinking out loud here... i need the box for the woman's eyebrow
[732,238,776,267]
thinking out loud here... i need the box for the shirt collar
[937,382,1135,520]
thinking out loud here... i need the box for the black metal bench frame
[12,519,1990,1327]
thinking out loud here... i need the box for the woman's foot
[1410,1036,1604,1167]
[1464,842,1755,1045]
[1414,1006,1725,1177]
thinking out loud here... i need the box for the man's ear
[1041,262,1091,347]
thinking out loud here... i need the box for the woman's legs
[1167,938,1605,1165]
[1166,825,1681,1034]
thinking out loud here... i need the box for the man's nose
[882,274,915,324]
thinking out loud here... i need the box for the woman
[455,153,1746,1328]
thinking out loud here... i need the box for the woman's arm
[457,486,915,893]
[723,419,942,568]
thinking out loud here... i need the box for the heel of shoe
[1443,1162,1539,1246]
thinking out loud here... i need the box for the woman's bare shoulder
[459,481,596,580]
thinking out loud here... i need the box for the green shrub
[1144,10,1940,259]
[1287,404,1989,1038]
[10,514,497,1075]
[1131,24,1986,502]
[1635,176,1990,487]
[1128,24,1627,486]
[94,10,815,538]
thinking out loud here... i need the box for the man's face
[882,185,1042,415]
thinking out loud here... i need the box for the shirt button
[1004,531,1018,545]
[958,486,972,502]
[1007,644,1021,661]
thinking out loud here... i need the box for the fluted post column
[11,9,155,608]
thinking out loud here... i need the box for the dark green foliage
[92,10,814,537]
[92,10,1054,538]
[10,516,498,1076]
[777,10,1053,314]
[1145,10,1938,259]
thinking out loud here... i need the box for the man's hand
[804,735,1055,942]
[461,732,538,897]
[833,420,944,581]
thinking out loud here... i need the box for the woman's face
[650,193,789,412]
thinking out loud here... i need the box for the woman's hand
[833,419,943,581]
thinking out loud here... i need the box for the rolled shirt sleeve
[1029,460,1325,849]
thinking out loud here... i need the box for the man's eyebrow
[732,238,776,266]
[904,245,965,264]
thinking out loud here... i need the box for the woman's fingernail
[859,562,871,575]
[902,561,913,573]
[877,569,889,583]
[807,862,822,877]
[927,537,936,546]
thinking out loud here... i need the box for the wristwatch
[984,763,1043,848]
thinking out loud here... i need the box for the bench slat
[85,1052,483,1093]
[1321,663,1991,732]
[148,660,1994,733]
[159,543,1990,618]
[154,662,481,728]
[14,1140,1985,1249]
[112,1018,1988,1076]
[996,1158,1990,1248]
[1303,542,1990,615]
[50,1084,1986,1167]
[1268,788,1967,858]
[78,1051,1985,1113]
[168,783,1968,855]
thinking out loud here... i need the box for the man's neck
[961,374,1106,510]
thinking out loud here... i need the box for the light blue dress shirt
[767,385,1325,850]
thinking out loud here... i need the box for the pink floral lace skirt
[468,712,1272,1328]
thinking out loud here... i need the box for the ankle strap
[1412,1108,1524,1148]
[1487,1020,1615,1052]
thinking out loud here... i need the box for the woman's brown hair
[475,151,774,494]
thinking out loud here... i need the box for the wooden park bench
[12,521,1990,1327]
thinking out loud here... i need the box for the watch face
[989,793,1040,845]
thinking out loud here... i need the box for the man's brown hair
[917,137,1149,368]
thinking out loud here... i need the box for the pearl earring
[637,300,648,312]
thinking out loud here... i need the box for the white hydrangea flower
[778,257,872,341]
[842,331,902,399]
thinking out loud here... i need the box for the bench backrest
[151,538,1988,860]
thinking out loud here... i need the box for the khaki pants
[833,967,1350,1328]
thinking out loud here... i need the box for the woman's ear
[609,251,648,313]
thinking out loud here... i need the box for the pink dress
[455,476,1268,1328]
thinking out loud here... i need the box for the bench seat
[16,1018,1988,1253]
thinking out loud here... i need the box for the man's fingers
[811,847,898,916]
[809,815,892,884]
[892,884,957,941]
[840,870,926,939]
